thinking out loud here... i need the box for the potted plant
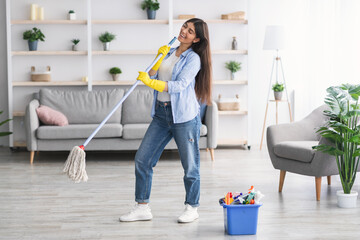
[0,111,12,137]
[225,61,241,80]
[109,67,122,81]
[71,39,80,51]
[23,27,45,51]
[68,10,76,20]
[99,32,116,51]
[314,84,360,208]
[272,83,284,100]
[141,0,160,20]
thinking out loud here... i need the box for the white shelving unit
[6,0,250,148]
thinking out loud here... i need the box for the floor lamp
[260,25,293,150]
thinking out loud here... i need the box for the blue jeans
[135,101,201,207]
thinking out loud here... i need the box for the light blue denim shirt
[151,47,201,124]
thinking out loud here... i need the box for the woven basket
[217,94,240,111]
[31,66,51,82]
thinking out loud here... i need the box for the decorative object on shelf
[68,10,76,20]
[30,4,38,20]
[217,94,240,111]
[141,0,160,20]
[260,25,293,150]
[231,36,238,50]
[23,27,45,51]
[109,67,122,81]
[99,32,116,51]
[38,7,44,20]
[221,11,245,20]
[82,76,88,83]
[178,14,195,19]
[0,111,12,137]
[31,66,51,82]
[225,60,241,80]
[313,84,360,208]
[71,39,80,51]
[272,83,284,100]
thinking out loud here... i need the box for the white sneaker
[177,204,199,223]
[119,203,153,222]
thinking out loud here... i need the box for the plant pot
[231,72,235,80]
[28,40,38,51]
[147,9,156,19]
[274,91,283,100]
[72,45,78,51]
[111,74,119,81]
[336,190,358,208]
[68,13,76,20]
[103,42,110,51]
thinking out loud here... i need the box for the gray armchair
[266,105,339,201]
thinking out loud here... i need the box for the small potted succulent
[23,27,45,51]
[99,32,116,51]
[225,61,241,80]
[68,10,76,20]
[0,111,12,137]
[109,67,122,81]
[71,39,80,51]
[141,0,160,20]
[272,83,284,100]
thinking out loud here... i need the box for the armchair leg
[30,151,35,164]
[209,148,215,161]
[327,176,331,185]
[315,177,322,201]
[279,170,286,192]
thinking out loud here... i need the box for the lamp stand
[260,50,293,150]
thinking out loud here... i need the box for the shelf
[92,81,143,85]
[213,80,247,85]
[12,81,87,86]
[218,139,248,146]
[269,100,289,102]
[92,19,168,24]
[218,110,248,115]
[13,141,27,147]
[92,50,156,55]
[173,19,248,24]
[13,111,25,117]
[11,20,87,25]
[212,50,247,55]
[12,51,87,56]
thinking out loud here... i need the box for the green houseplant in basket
[23,27,45,51]
[109,67,122,81]
[0,111,12,137]
[225,61,241,80]
[272,83,284,100]
[313,84,360,208]
[141,0,160,19]
[99,32,116,51]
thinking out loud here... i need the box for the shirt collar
[171,46,193,58]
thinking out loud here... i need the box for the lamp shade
[263,25,285,50]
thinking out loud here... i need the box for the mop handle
[82,37,177,147]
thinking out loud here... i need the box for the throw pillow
[36,105,69,126]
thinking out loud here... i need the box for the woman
[120,18,212,223]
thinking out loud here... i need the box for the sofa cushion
[36,105,69,126]
[39,89,124,124]
[36,124,122,139]
[273,141,318,163]
[122,123,208,140]
[122,89,153,124]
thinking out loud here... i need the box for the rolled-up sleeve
[167,53,201,94]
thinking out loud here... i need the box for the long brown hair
[186,18,212,105]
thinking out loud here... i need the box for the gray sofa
[25,88,218,164]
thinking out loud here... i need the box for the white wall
[1,0,360,147]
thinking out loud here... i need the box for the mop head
[63,146,88,183]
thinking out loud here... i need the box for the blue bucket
[223,203,262,235]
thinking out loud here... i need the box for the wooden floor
[0,146,359,240]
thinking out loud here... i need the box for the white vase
[69,13,76,20]
[336,190,358,208]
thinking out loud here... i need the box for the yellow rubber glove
[137,71,166,92]
[151,45,171,71]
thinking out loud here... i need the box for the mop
[63,37,177,183]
